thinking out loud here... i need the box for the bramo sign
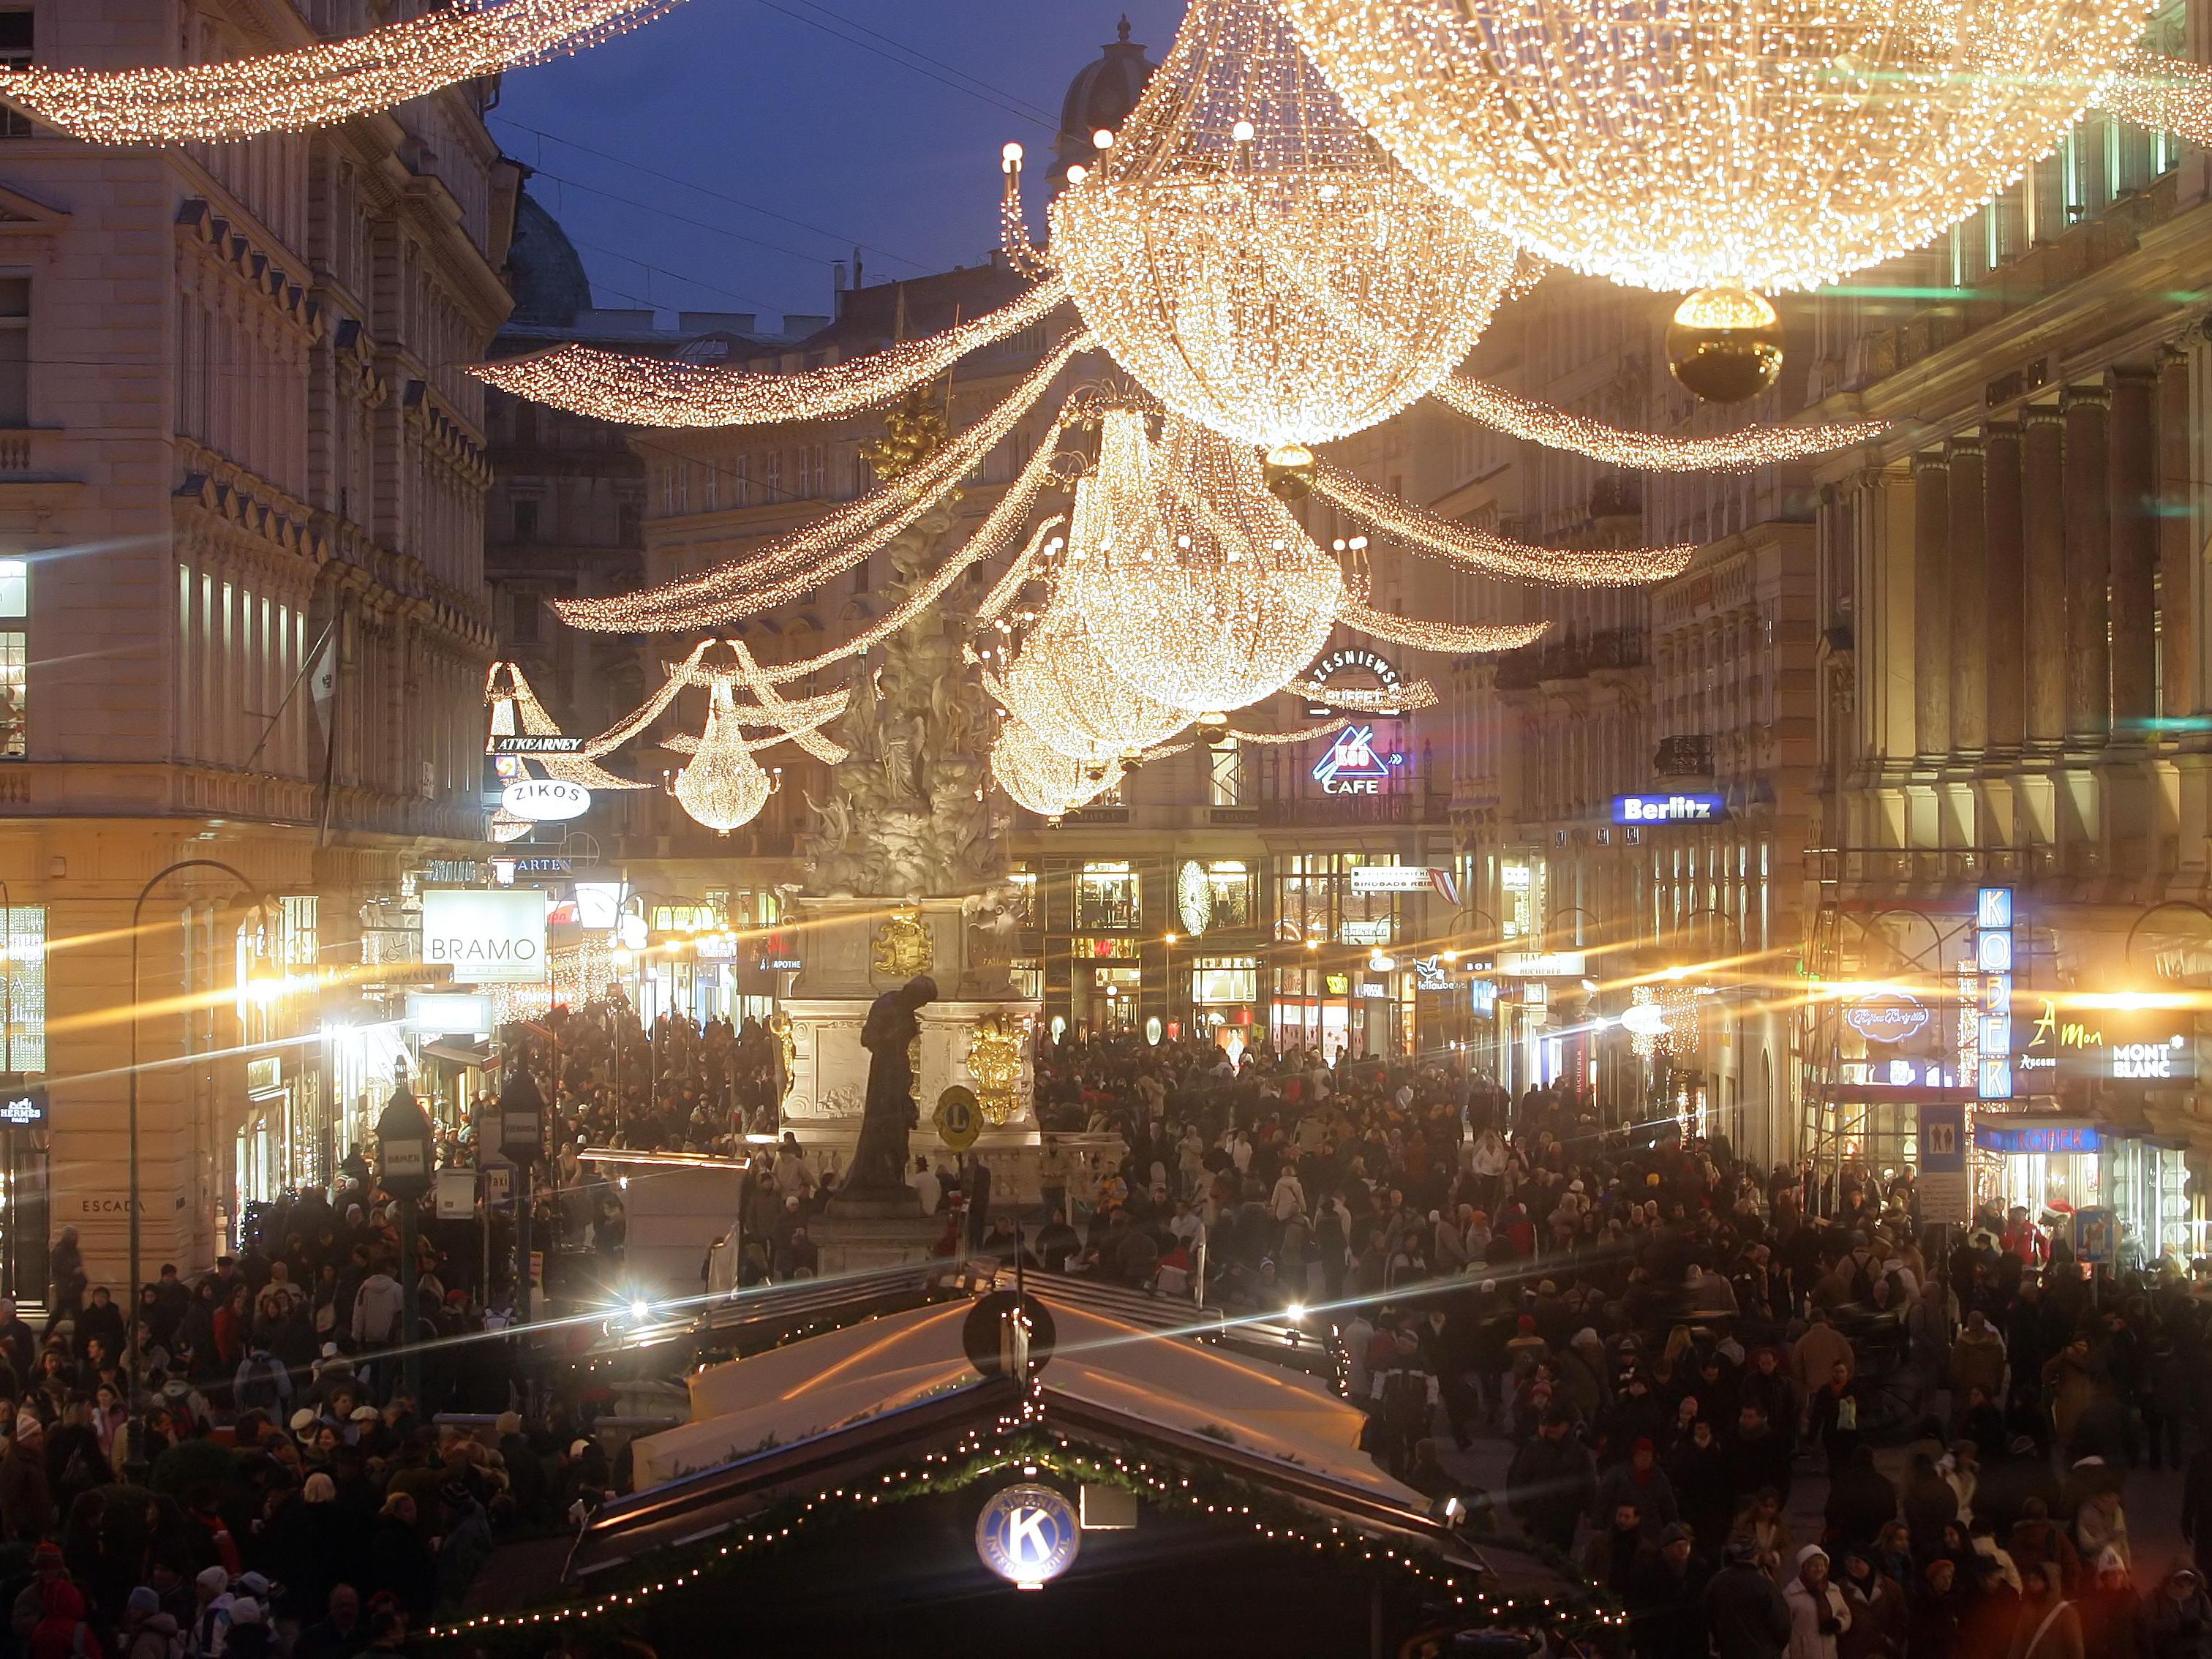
[421,889,548,985]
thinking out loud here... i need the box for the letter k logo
[1006,1505,1051,1564]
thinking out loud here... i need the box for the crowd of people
[9,1188,625,1659]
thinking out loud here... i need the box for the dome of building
[1053,16,1155,181]
[506,188,594,328]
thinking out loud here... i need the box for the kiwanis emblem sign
[974,1483,1080,1590]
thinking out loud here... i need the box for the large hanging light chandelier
[990,718,1118,818]
[1060,410,1344,719]
[669,678,776,836]
[1278,0,2148,389]
[1042,0,1518,468]
[992,601,1190,773]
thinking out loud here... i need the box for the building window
[0,903,42,1073]
[1208,740,1243,805]
[764,451,782,500]
[511,499,538,542]
[0,15,28,140]
[510,590,540,644]
[1077,862,1139,931]
[0,278,26,427]
[617,500,641,545]
[0,557,23,758]
[1204,860,1253,928]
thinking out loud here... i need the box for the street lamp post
[127,857,264,1471]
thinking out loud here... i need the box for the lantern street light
[375,1065,434,1402]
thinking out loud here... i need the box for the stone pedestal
[779,895,1043,1202]
[806,1213,947,1276]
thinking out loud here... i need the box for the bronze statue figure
[840,974,938,1196]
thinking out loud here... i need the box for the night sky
[490,0,1184,327]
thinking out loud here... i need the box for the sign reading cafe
[420,889,548,985]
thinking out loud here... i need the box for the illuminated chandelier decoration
[1036,0,1518,478]
[667,678,778,837]
[990,718,1121,818]
[1059,410,1347,718]
[985,603,1191,775]
[0,0,684,143]
[1277,0,2150,397]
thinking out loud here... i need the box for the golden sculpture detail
[966,1014,1025,1128]
[768,1012,796,1104]
[872,907,936,979]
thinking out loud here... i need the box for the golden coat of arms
[872,907,935,979]
[965,1014,1024,1126]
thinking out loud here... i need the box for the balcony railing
[1492,627,1647,691]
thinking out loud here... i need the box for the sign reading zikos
[1612,791,1728,824]
[421,889,548,985]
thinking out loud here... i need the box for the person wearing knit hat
[1785,1544,1848,1659]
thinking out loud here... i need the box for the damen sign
[421,889,547,985]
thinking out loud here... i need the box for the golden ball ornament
[1665,287,1785,405]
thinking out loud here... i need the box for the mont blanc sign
[421,889,547,985]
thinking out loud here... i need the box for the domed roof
[507,188,594,328]
[1054,15,1155,177]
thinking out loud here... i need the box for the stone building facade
[0,0,514,1288]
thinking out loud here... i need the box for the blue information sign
[1611,791,1727,825]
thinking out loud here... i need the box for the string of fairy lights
[0,0,687,143]
[1430,375,1889,473]
[474,278,1071,429]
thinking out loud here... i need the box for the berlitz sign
[421,889,548,985]
[1612,791,1727,824]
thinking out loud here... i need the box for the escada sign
[1613,791,1728,824]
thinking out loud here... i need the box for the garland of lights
[2097,50,2212,143]
[1312,462,1694,587]
[1336,597,1546,655]
[419,1422,1619,1654]
[0,0,684,143]
[1041,0,1518,458]
[554,335,1085,633]
[484,662,651,789]
[474,278,1070,428]
[1275,0,2148,295]
[1432,375,1887,473]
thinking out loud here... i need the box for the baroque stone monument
[778,391,1042,1253]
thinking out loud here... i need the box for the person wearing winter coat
[2040,1339,2101,1454]
[349,1267,404,1354]
[2145,1564,2212,1659]
[1785,1545,1853,1659]
[2007,1561,2084,1659]
[0,1416,55,1541]
[1950,1312,2009,1407]
[1593,1439,1681,1542]
[121,1588,180,1659]
[1836,1549,1906,1659]
[1505,1409,1595,1554]
[2074,1550,2144,1659]
[2074,1487,2130,1570]
[1707,1537,1795,1659]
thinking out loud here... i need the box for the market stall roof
[578,1284,1474,1584]
[640,1286,1389,1500]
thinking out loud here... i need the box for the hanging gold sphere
[1666,287,1785,405]
[1262,441,1317,502]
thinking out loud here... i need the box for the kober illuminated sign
[1612,791,1727,824]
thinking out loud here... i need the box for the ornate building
[0,0,515,1287]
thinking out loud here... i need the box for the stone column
[2022,405,2068,748]
[2062,383,2112,744]
[1913,449,1952,761]
[2108,365,2159,734]
[1948,435,1988,753]
[1983,421,2025,753]
[2158,347,2194,720]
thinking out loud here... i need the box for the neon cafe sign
[1311,725,1405,796]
